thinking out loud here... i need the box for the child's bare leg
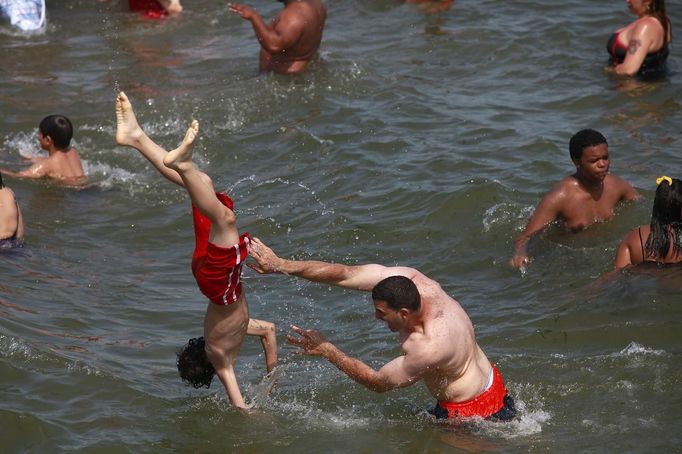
[247,319,278,373]
[163,121,239,247]
[115,91,184,187]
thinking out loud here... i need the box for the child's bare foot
[163,120,199,172]
[115,91,144,147]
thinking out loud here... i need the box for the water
[1,0,681,452]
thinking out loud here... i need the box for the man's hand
[509,253,531,270]
[286,325,332,356]
[248,237,284,274]
[228,3,258,21]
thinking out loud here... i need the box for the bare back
[46,148,85,181]
[262,0,326,74]
[403,273,491,402]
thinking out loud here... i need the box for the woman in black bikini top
[606,0,672,78]
[614,176,682,269]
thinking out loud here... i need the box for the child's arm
[247,319,277,373]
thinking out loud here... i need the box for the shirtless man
[249,238,516,421]
[0,173,24,248]
[510,129,640,269]
[114,92,276,409]
[229,0,326,74]
[1,115,85,185]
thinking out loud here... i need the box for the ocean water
[1,0,681,452]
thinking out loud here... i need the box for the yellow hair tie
[656,176,672,186]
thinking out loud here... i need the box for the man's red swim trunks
[430,364,517,421]
[190,192,250,306]
[128,0,166,19]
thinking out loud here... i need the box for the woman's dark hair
[177,337,215,389]
[568,129,607,161]
[39,114,73,149]
[649,0,672,44]
[645,177,682,260]
[371,276,421,311]
[0,172,4,189]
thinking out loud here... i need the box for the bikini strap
[638,227,646,259]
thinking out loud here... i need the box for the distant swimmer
[0,114,86,186]
[404,0,453,14]
[128,0,182,19]
[510,129,640,269]
[0,172,25,249]
[249,238,517,421]
[606,0,671,78]
[229,0,326,74]
[114,92,277,409]
[614,176,682,268]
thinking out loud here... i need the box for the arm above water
[247,318,278,374]
[248,237,419,292]
[287,326,425,393]
[229,3,305,54]
[510,187,564,269]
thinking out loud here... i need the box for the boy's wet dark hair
[372,276,421,311]
[177,337,216,389]
[569,129,607,161]
[645,177,682,260]
[39,115,73,149]
[0,171,4,188]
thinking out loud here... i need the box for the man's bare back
[400,273,493,402]
[229,0,326,74]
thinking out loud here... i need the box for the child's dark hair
[177,337,216,389]
[645,177,682,260]
[39,115,73,149]
[0,172,4,189]
[568,129,607,161]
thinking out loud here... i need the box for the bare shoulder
[605,174,638,197]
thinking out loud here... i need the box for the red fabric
[128,0,167,19]
[190,193,250,306]
[437,365,509,419]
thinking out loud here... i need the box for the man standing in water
[114,92,277,409]
[510,129,640,269]
[228,0,326,74]
[248,238,516,421]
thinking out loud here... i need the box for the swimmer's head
[569,129,607,161]
[372,276,421,312]
[177,337,216,389]
[39,115,73,150]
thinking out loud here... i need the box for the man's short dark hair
[39,114,73,149]
[177,337,215,389]
[371,276,421,311]
[569,129,607,161]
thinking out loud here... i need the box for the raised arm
[287,326,426,393]
[248,237,417,291]
[510,190,563,268]
[228,3,305,54]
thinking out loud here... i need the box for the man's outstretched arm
[248,237,416,292]
[287,326,421,393]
